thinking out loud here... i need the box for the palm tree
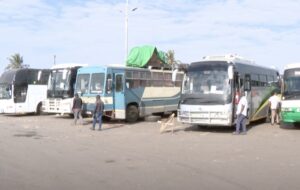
[166,50,175,66]
[5,53,29,70]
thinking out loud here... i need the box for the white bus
[42,63,87,115]
[281,63,300,123]
[178,55,280,126]
[0,68,50,114]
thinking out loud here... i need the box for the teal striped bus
[75,65,184,122]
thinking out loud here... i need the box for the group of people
[73,89,281,134]
[234,90,281,135]
[72,93,104,130]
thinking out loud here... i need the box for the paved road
[1,114,300,190]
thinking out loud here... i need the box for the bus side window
[115,74,123,92]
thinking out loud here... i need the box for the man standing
[234,90,248,135]
[92,95,104,130]
[72,93,83,125]
[268,91,281,125]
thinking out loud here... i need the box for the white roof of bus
[51,63,88,69]
[203,54,255,64]
[202,54,279,71]
[284,63,300,70]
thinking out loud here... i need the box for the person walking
[72,93,83,125]
[233,90,248,135]
[268,91,281,125]
[92,95,104,130]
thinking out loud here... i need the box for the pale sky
[1,0,300,74]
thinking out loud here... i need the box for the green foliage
[5,53,29,70]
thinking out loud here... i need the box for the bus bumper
[281,112,300,123]
[42,99,72,115]
[177,105,233,126]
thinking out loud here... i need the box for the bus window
[75,74,90,94]
[0,84,11,99]
[115,74,123,92]
[164,73,172,87]
[90,73,105,94]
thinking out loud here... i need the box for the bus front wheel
[126,105,139,123]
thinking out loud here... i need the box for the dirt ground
[1,114,300,190]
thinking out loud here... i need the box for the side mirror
[244,74,251,91]
[62,69,68,80]
[172,69,178,82]
[37,70,42,81]
[107,79,112,91]
[228,65,233,80]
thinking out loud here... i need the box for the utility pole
[125,0,129,63]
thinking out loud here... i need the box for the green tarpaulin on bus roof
[126,45,167,68]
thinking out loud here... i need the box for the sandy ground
[1,114,300,190]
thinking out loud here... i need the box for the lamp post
[125,0,129,62]
[125,0,137,63]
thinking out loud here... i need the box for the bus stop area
[1,114,300,190]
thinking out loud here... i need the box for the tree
[166,50,175,65]
[5,53,29,70]
[166,50,183,70]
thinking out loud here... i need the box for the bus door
[244,74,252,122]
[113,73,125,119]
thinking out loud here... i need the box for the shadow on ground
[280,122,300,130]
[183,119,267,134]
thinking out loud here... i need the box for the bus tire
[126,105,139,123]
[36,102,43,115]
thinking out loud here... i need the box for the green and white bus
[281,63,300,123]
[178,55,280,126]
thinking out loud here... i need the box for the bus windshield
[0,83,12,99]
[75,74,90,94]
[75,73,105,95]
[182,62,231,104]
[48,69,71,91]
[283,69,300,99]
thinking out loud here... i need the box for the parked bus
[281,63,300,123]
[75,65,184,122]
[177,55,280,126]
[42,63,87,115]
[0,68,50,114]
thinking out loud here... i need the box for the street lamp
[125,0,137,63]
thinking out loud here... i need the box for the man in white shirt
[234,91,248,135]
[268,92,281,125]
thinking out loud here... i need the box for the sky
[1,0,300,74]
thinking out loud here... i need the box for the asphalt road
[1,114,300,190]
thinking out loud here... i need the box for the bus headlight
[282,107,293,112]
[180,111,189,117]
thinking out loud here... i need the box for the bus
[0,68,50,114]
[281,63,300,123]
[177,55,280,126]
[42,63,87,115]
[75,65,184,122]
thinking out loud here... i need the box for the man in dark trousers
[92,95,104,130]
[233,90,248,135]
[72,93,83,125]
